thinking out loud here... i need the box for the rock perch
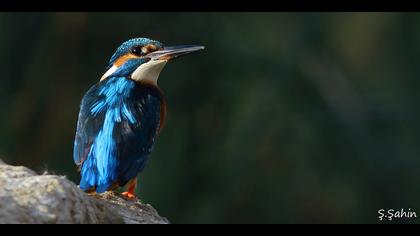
[0,160,169,224]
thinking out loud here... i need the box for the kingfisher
[73,37,204,199]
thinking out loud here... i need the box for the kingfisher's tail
[79,149,115,193]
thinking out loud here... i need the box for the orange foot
[121,191,136,199]
[122,177,138,200]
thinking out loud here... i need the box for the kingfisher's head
[100,37,204,85]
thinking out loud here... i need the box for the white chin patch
[131,60,167,85]
[100,65,118,81]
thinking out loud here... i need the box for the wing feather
[73,78,164,191]
[73,84,105,167]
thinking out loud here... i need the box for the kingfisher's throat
[130,60,167,85]
[100,59,167,85]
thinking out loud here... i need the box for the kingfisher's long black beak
[148,45,205,61]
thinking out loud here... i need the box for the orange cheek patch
[114,53,140,67]
[144,44,157,53]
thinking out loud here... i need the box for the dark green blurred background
[1,12,420,223]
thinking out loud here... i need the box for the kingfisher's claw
[121,191,136,199]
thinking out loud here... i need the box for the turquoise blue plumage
[73,37,203,197]
[74,76,163,192]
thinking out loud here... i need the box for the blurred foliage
[1,12,420,223]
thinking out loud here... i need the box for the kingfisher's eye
[131,44,157,56]
[131,46,143,56]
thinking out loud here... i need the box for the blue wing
[73,77,162,193]
[73,84,104,167]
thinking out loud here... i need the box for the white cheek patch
[131,60,167,85]
[100,65,118,81]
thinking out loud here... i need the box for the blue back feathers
[74,76,163,192]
